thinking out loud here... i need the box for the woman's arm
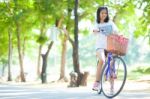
[93,23,100,34]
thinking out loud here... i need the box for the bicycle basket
[107,34,129,56]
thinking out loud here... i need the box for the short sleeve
[110,21,118,33]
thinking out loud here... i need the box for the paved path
[0,80,150,99]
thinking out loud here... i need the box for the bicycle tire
[100,56,127,98]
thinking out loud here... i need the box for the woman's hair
[96,6,109,23]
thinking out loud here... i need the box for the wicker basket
[107,34,129,56]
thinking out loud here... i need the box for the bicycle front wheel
[101,56,127,98]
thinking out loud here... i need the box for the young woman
[92,6,118,91]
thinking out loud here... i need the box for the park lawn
[127,66,150,80]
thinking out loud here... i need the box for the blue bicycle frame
[105,52,116,80]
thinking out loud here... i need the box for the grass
[127,66,150,80]
[132,66,150,74]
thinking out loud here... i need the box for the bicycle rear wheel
[101,56,127,98]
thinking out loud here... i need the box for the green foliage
[127,65,150,80]
[132,66,150,74]
[80,29,89,35]
[0,0,150,80]
[127,71,142,80]
[36,35,48,45]
[133,0,150,38]
[144,67,150,74]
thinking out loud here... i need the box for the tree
[11,0,34,82]
[8,27,13,81]
[74,0,80,74]
[41,41,53,83]
[0,1,13,81]
[33,0,63,83]
[13,0,34,82]
[63,0,97,86]
[134,0,150,41]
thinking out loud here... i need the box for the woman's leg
[92,49,105,91]
[95,49,105,82]
[95,59,103,82]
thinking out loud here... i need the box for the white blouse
[93,20,118,50]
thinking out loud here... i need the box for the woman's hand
[93,29,100,34]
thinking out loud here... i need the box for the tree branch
[63,28,74,47]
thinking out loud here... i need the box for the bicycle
[97,52,127,98]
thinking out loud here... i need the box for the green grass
[127,66,150,80]
[127,72,143,80]
[132,66,150,74]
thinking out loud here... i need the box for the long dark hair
[96,6,109,23]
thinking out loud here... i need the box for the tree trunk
[22,36,26,59]
[72,0,85,87]
[73,0,80,73]
[67,0,81,87]
[64,0,83,87]
[37,45,42,77]
[8,27,12,81]
[80,71,89,86]
[41,54,47,83]
[72,46,80,73]
[37,21,45,78]
[16,22,26,82]
[41,41,54,83]
[5,0,13,81]
[59,35,68,82]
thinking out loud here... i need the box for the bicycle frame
[99,52,127,98]
[105,52,116,80]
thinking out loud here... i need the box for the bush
[144,67,150,74]
[132,66,150,74]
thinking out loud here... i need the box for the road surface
[0,80,150,99]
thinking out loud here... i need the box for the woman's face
[99,9,107,22]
